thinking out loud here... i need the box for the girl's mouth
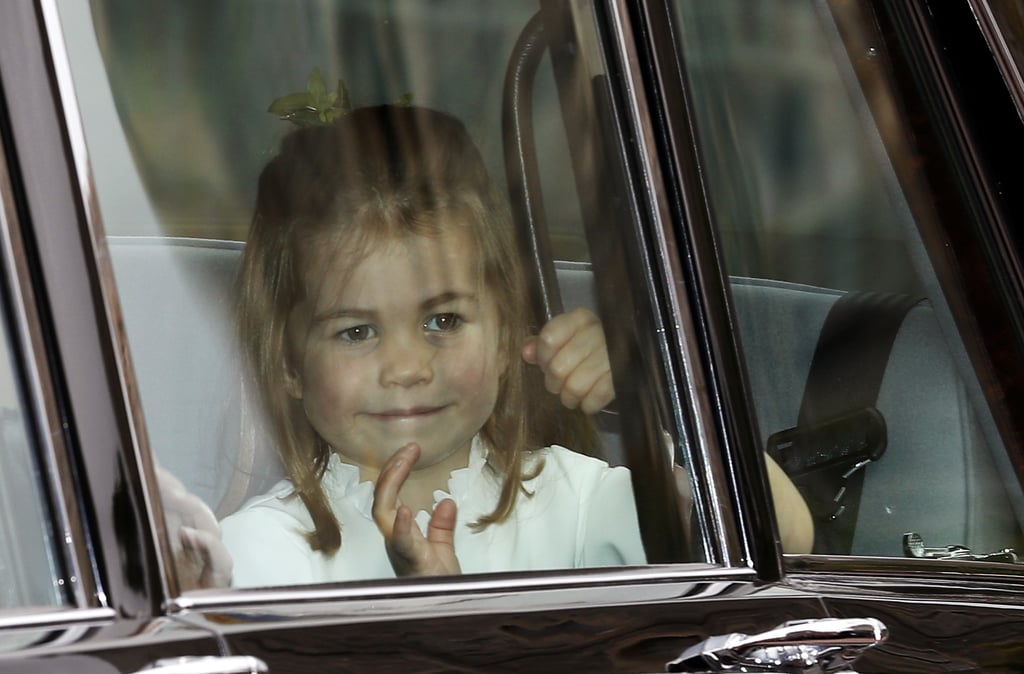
[370,406,447,421]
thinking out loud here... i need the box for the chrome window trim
[0,50,91,610]
[39,0,175,599]
[172,564,757,614]
[600,0,740,566]
[0,607,116,632]
[970,0,1024,127]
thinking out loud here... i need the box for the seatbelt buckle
[766,407,887,479]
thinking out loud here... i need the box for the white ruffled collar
[319,436,498,532]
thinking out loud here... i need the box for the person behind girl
[217,104,811,587]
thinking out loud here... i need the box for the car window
[0,307,67,613]
[672,0,1024,560]
[0,148,73,627]
[56,0,712,593]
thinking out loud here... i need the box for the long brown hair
[237,105,588,554]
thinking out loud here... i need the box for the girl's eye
[337,325,377,342]
[424,313,462,333]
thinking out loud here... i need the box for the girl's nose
[378,334,435,387]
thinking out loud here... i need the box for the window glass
[0,276,67,612]
[672,0,1024,559]
[58,0,706,591]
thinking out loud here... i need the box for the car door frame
[628,0,1024,670]
[0,1,225,669]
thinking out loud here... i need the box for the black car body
[2,1,1024,672]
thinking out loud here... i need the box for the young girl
[217,104,650,586]
[217,104,811,587]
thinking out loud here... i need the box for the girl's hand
[522,307,615,415]
[372,444,462,577]
[157,465,233,589]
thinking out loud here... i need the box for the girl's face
[285,226,506,476]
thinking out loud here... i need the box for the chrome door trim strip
[968,0,1024,126]
[0,3,93,611]
[171,565,760,614]
[38,0,175,600]
[0,607,116,632]
[598,0,740,567]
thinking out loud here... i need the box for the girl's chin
[333,437,472,470]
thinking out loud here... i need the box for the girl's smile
[368,406,450,420]
[284,226,506,486]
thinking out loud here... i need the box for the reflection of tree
[89,0,535,241]
[675,0,920,293]
[91,1,314,238]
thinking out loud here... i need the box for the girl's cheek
[306,352,361,396]
[447,341,501,387]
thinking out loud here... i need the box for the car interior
[108,234,1024,559]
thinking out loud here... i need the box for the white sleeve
[580,465,647,566]
[220,507,316,588]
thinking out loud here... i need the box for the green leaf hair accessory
[268,67,414,128]
[267,68,351,127]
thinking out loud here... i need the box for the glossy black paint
[192,577,824,673]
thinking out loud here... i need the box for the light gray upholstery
[109,239,1023,556]
[109,238,247,512]
[732,277,1021,556]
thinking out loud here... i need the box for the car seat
[108,237,257,515]
[108,237,1024,557]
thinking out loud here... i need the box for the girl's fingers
[372,444,420,536]
[526,309,614,412]
[159,463,233,589]
[533,309,602,370]
[388,500,460,577]
[544,346,615,413]
[388,505,425,569]
[542,329,605,386]
[577,370,615,415]
[368,446,461,576]
[521,336,539,365]
[427,499,457,547]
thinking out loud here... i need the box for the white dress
[220,438,645,587]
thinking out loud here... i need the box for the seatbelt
[767,291,922,554]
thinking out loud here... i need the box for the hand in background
[158,466,233,589]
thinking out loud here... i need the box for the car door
[2,0,864,672]
[639,0,1024,671]
[18,0,1024,671]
